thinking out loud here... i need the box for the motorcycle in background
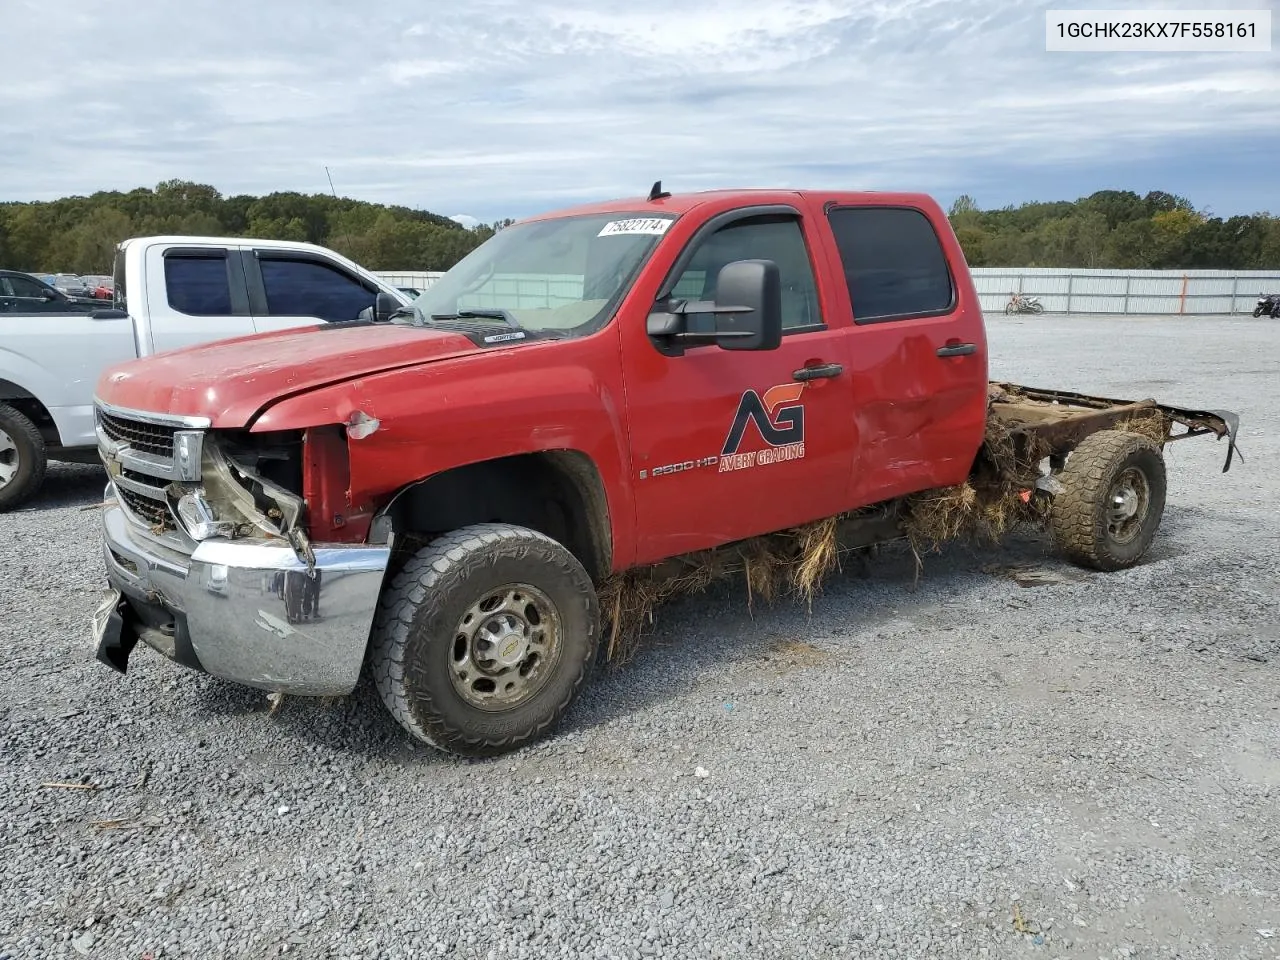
[1005,292,1044,314]
[1253,293,1280,318]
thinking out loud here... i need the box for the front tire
[1049,430,1167,572]
[0,403,48,512]
[1254,307,1265,317]
[368,523,600,757]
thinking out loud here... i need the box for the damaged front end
[93,402,390,696]
[165,428,317,570]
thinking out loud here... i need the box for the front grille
[118,487,175,531]
[99,412,177,458]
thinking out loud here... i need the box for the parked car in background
[0,236,410,510]
[0,270,99,314]
[81,275,115,299]
[52,273,94,299]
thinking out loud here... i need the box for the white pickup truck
[0,236,410,511]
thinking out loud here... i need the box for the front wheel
[368,523,600,757]
[1255,307,1265,317]
[1049,430,1167,571]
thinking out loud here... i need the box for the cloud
[1,0,1276,221]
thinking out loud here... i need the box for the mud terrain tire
[369,523,599,757]
[0,403,47,512]
[1050,429,1166,572]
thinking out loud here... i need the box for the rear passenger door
[242,250,380,333]
[144,246,256,354]
[823,204,989,504]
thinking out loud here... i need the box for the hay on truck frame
[595,395,1171,666]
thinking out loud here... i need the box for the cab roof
[519,188,943,223]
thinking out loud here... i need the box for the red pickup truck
[89,185,1239,757]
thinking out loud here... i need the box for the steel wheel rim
[1106,466,1149,544]
[0,428,17,488]
[449,583,563,711]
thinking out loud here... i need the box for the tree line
[1,180,1276,275]
[0,180,513,276]
[949,190,1279,270]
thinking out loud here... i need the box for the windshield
[407,212,675,336]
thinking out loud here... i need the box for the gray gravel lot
[3,313,1278,960]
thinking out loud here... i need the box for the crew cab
[0,237,407,510]
[88,187,1239,758]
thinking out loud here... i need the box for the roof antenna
[648,180,671,202]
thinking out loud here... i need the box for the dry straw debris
[595,406,1167,664]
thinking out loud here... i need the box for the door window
[7,275,49,298]
[259,258,376,322]
[667,216,823,333]
[165,255,233,316]
[826,207,955,323]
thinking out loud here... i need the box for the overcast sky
[3,0,1277,224]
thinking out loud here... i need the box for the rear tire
[368,523,599,757]
[1049,429,1166,571]
[0,403,47,512]
[1030,302,1044,314]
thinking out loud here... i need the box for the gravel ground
[2,313,1278,960]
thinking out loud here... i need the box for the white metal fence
[379,268,1280,315]
[971,268,1280,315]
[376,271,445,292]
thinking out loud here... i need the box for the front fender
[249,337,638,568]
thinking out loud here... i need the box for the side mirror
[712,259,782,351]
[374,291,401,323]
[645,259,783,352]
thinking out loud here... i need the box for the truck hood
[96,322,480,428]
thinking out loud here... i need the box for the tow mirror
[712,259,782,351]
[645,258,782,352]
[374,290,401,323]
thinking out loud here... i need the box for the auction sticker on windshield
[598,218,674,237]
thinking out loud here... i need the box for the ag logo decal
[638,381,809,480]
[721,383,806,455]
[718,382,807,473]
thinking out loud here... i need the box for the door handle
[792,362,844,382]
[936,342,976,357]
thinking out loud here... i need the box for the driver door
[619,209,856,565]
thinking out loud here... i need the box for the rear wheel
[1030,302,1044,314]
[0,403,47,512]
[368,523,599,757]
[1049,429,1166,571]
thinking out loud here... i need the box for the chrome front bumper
[101,499,390,696]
